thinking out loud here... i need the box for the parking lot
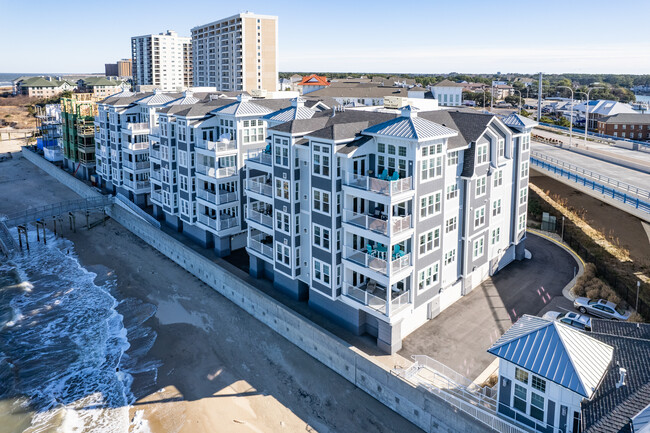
[399,233,577,380]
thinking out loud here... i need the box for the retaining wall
[21,147,491,433]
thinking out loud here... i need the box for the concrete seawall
[21,148,489,433]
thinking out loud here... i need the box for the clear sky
[1,0,648,75]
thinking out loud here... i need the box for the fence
[2,196,113,227]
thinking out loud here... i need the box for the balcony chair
[366,244,374,256]
[264,144,271,154]
[389,172,400,181]
[366,279,377,295]
[378,169,389,180]
[392,245,404,259]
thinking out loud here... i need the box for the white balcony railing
[248,234,273,259]
[150,170,161,181]
[343,246,412,276]
[123,178,150,191]
[247,151,272,166]
[344,283,410,316]
[126,122,149,132]
[196,165,237,179]
[196,189,238,205]
[151,190,162,203]
[244,178,272,197]
[343,172,413,197]
[122,159,150,171]
[196,140,237,153]
[197,213,239,231]
[246,208,273,228]
[150,148,161,160]
[124,141,149,151]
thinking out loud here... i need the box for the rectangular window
[274,138,289,167]
[313,259,331,286]
[313,144,330,177]
[474,207,485,228]
[519,188,528,205]
[513,384,527,413]
[445,216,457,233]
[275,210,289,233]
[498,139,505,157]
[313,189,330,215]
[275,179,289,200]
[473,238,484,259]
[446,183,459,200]
[521,161,529,179]
[418,263,440,292]
[491,228,500,245]
[530,393,544,422]
[493,170,503,187]
[515,368,529,384]
[532,376,546,393]
[475,176,487,197]
[521,135,530,151]
[477,144,488,164]
[313,224,331,251]
[419,227,441,256]
[444,249,456,265]
[518,214,527,232]
[179,175,188,192]
[421,144,443,181]
[420,192,442,219]
[276,242,291,266]
[178,150,187,167]
[447,151,458,166]
[492,199,502,217]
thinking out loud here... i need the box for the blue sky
[1,0,648,74]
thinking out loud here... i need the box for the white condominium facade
[191,12,278,92]
[131,30,192,92]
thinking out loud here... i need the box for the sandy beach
[0,143,422,433]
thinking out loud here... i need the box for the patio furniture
[389,172,400,181]
[378,169,388,180]
[366,244,374,256]
[264,144,271,154]
[376,243,387,260]
[366,279,377,295]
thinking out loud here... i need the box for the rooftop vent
[616,367,627,389]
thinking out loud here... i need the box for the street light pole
[561,216,565,241]
[637,281,641,312]
[559,86,574,147]
[514,89,522,114]
[583,86,603,145]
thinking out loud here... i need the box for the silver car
[573,298,630,321]
[543,311,592,331]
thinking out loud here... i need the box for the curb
[527,228,584,302]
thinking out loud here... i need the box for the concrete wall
[22,146,493,433]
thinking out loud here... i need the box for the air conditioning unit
[250,89,267,98]
[384,96,406,109]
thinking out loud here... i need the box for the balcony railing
[344,283,410,316]
[343,246,412,276]
[150,170,161,181]
[151,191,162,203]
[244,178,272,197]
[197,213,239,231]
[343,173,413,197]
[124,141,149,151]
[126,122,149,132]
[246,208,273,228]
[247,151,272,166]
[196,140,237,153]
[150,148,161,160]
[77,125,94,136]
[197,189,237,205]
[248,234,273,259]
[122,160,150,171]
[123,178,150,191]
[196,165,237,178]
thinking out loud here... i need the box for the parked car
[542,311,592,330]
[573,298,630,321]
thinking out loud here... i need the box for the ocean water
[636,94,650,103]
[0,229,156,433]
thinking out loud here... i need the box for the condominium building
[191,12,278,92]
[131,30,192,91]
[117,59,133,78]
[243,107,535,353]
[60,94,99,179]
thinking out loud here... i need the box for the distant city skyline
[0,0,649,75]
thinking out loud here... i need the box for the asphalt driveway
[399,233,577,380]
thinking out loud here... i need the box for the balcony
[196,165,237,179]
[246,150,272,166]
[124,141,149,151]
[343,283,410,316]
[123,178,150,192]
[343,210,412,238]
[150,169,161,182]
[196,189,237,205]
[151,190,162,203]
[247,233,273,260]
[197,213,239,231]
[150,148,161,160]
[244,177,272,197]
[123,159,149,171]
[343,172,413,198]
[195,140,237,153]
[246,208,273,228]
[77,125,94,137]
[343,246,412,277]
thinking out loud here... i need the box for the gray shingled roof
[419,110,494,150]
[305,84,409,99]
[433,79,465,88]
[600,113,650,125]
[591,319,650,340]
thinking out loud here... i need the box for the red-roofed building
[297,74,330,94]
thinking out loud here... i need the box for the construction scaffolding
[60,94,99,176]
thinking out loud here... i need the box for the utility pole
[537,72,543,122]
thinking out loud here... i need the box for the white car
[542,311,592,331]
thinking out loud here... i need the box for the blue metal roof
[488,315,613,398]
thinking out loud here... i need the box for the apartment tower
[191,12,278,92]
[131,30,192,91]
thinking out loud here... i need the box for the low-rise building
[597,113,650,141]
[15,76,75,98]
[297,74,330,94]
[78,77,127,98]
[432,79,464,106]
[573,99,637,130]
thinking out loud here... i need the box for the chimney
[616,368,627,389]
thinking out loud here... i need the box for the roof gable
[363,108,458,141]
[489,315,613,398]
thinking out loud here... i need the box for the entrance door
[353,158,366,176]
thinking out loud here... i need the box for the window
[498,139,505,157]
[444,249,456,265]
[532,376,546,393]
[446,183,459,200]
[178,150,187,167]
[313,144,330,177]
[475,176,487,197]
[419,228,441,256]
[493,170,503,187]
[313,259,331,286]
[474,207,485,228]
[521,135,530,151]
[275,210,289,233]
[313,224,330,251]
[445,216,457,233]
[477,144,488,164]
[336,229,341,251]
[530,393,544,422]
[179,175,188,192]
[274,137,289,167]
[492,199,502,217]
[521,161,529,179]
[313,189,330,214]
[275,179,289,200]
[491,228,500,245]
[513,384,527,413]
[473,238,484,258]
[519,188,528,205]
[418,263,439,292]
[447,151,458,166]
[420,192,442,219]
[515,368,529,384]
[421,144,443,181]
[276,242,291,266]
[518,214,526,232]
